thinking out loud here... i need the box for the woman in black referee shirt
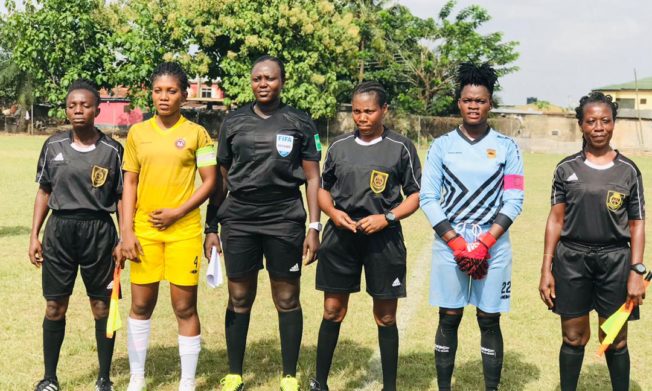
[29,80,123,391]
[204,55,321,391]
[539,92,646,391]
[309,81,421,391]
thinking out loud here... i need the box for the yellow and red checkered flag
[106,266,122,338]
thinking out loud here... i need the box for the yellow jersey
[123,116,216,241]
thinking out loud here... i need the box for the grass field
[1,133,651,391]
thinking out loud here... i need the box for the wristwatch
[630,263,646,275]
[309,222,323,232]
[384,211,396,224]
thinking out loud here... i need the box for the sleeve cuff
[433,220,454,237]
[204,204,220,233]
[493,213,513,231]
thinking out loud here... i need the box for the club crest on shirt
[606,190,625,211]
[91,165,108,187]
[486,148,496,159]
[276,134,294,157]
[370,170,389,194]
[175,138,186,149]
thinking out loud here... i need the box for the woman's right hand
[330,210,357,233]
[539,270,556,309]
[28,236,43,268]
[121,230,143,263]
[204,233,222,260]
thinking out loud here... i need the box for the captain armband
[196,145,217,168]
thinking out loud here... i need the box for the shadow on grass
[397,351,437,390]
[455,352,540,391]
[105,338,373,390]
[551,363,642,391]
[0,225,30,237]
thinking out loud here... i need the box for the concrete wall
[323,111,652,155]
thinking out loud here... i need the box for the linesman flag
[106,266,122,338]
[597,271,651,356]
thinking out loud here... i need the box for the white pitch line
[355,239,433,391]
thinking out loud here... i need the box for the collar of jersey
[250,102,287,119]
[150,115,186,135]
[456,126,491,145]
[67,128,105,147]
[580,149,620,165]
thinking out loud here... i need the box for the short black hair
[456,62,498,99]
[252,55,286,82]
[352,81,388,106]
[575,91,618,124]
[150,62,189,91]
[66,79,100,107]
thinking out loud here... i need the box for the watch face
[632,263,647,275]
[386,212,396,222]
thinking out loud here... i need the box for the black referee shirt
[218,103,321,202]
[321,128,421,219]
[36,130,124,213]
[551,151,645,244]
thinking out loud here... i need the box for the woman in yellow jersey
[121,62,217,391]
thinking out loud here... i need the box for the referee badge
[606,190,625,211]
[91,165,108,187]
[370,170,389,194]
[276,134,294,157]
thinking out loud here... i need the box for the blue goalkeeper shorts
[429,223,513,313]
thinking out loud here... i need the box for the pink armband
[503,175,524,190]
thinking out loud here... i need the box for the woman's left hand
[113,241,126,268]
[627,270,646,306]
[357,214,389,235]
[148,208,182,230]
[303,229,320,266]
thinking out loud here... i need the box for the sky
[399,0,652,107]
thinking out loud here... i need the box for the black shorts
[221,221,305,279]
[316,220,407,299]
[42,212,118,301]
[552,240,639,320]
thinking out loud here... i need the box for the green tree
[106,0,209,110]
[361,1,519,116]
[1,0,113,115]
[179,0,360,119]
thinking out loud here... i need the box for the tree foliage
[0,0,518,120]
[2,0,113,115]
[359,0,519,116]
[177,0,360,119]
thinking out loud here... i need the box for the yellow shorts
[130,234,203,286]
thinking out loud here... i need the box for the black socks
[605,346,630,391]
[43,317,66,380]
[278,308,303,377]
[315,318,341,387]
[95,317,115,380]
[225,309,251,375]
[559,342,585,391]
[435,312,462,391]
[477,315,503,391]
[378,324,399,391]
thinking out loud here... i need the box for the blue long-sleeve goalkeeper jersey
[420,128,524,235]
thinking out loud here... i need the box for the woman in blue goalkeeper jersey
[420,63,524,391]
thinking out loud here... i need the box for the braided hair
[252,55,286,83]
[456,62,498,99]
[66,79,101,107]
[352,81,388,107]
[150,62,189,91]
[575,91,618,149]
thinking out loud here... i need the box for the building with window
[593,77,652,111]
